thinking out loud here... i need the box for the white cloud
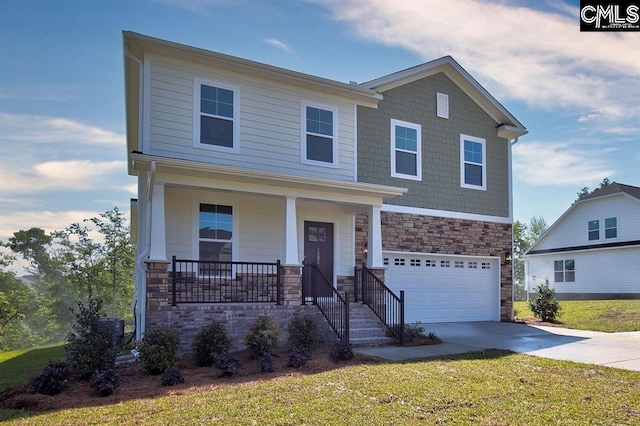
[513,141,614,186]
[312,0,640,121]
[577,113,601,122]
[263,38,293,53]
[123,183,138,195]
[0,113,124,145]
[0,160,125,194]
[0,210,101,240]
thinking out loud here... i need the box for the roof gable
[360,56,527,139]
[582,182,640,201]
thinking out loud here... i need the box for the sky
[1,0,638,274]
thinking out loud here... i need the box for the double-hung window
[194,79,238,152]
[460,135,486,190]
[605,217,617,239]
[199,204,233,275]
[554,259,575,283]
[302,103,337,166]
[391,119,421,180]
[588,219,600,240]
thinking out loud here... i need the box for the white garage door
[384,253,500,323]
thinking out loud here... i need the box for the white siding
[526,247,640,295]
[146,56,357,182]
[534,195,640,251]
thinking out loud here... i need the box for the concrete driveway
[354,321,640,372]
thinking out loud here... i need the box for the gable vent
[436,92,449,119]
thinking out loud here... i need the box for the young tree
[513,216,548,301]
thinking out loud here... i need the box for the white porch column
[148,183,167,262]
[367,204,384,268]
[284,196,299,265]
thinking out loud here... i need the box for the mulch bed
[0,346,383,413]
[513,317,564,327]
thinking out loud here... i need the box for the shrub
[287,347,312,368]
[243,315,279,358]
[89,369,120,397]
[287,312,320,351]
[403,322,425,344]
[192,321,232,366]
[31,362,69,396]
[161,367,185,387]
[529,279,562,322]
[138,328,180,375]
[213,352,241,377]
[329,341,354,362]
[258,354,274,373]
[65,297,118,380]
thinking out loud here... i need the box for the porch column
[284,196,299,265]
[367,204,384,268]
[148,183,167,262]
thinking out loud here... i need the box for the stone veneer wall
[145,262,337,353]
[355,212,513,321]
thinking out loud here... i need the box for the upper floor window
[605,217,617,239]
[588,219,600,240]
[554,259,575,282]
[194,79,239,152]
[391,119,422,181]
[302,103,337,166]
[460,134,486,190]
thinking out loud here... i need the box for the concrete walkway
[354,321,640,372]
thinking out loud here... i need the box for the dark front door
[303,221,334,298]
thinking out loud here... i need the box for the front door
[303,221,334,298]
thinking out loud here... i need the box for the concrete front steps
[348,303,397,347]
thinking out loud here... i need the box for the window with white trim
[199,204,233,270]
[460,134,486,190]
[588,219,600,240]
[605,217,617,239]
[391,119,422,180]
[302,103,337,166]
[554,259,575,282]
[194,79,238,151]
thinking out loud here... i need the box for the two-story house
[123,32,526,348]
[524,183,640,299]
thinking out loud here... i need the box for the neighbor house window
[194,79,238,152]
[605,217,617,239]
[199,204,233,273]
[302,103,337,166]
[554,259,575,282]
[391,119,422,180]
[588,219,600,240]
[460,135,486,190]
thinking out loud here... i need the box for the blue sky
[1,0,638,273]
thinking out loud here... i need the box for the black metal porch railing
[359,264,405,344]
[302,264,349,342]
[171,256,281,305]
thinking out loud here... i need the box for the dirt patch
[0,346,383,413]
[513,317,564,327]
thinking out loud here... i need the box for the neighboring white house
[524,183,640,300]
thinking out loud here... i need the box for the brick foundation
[356,211,513,321]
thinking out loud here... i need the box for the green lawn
[514,299,640,332]
[0,344,65,394]
[4,350,640,425]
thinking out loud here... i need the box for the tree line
[0,208,134,351]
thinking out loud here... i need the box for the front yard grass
[514,299,640,332]
[0,344,65,394]
[4,349,640,425]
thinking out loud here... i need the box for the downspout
[509,137,519,318]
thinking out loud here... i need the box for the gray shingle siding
[358,72,510,217]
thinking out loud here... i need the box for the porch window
[199,204,233,273]
[554,259,575,283]
[194,78,238,152]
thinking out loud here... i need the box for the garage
[384,253,500,323]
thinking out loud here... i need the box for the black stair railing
[302,264,349,342]
[360,264,404,344]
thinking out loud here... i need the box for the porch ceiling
[130,153,407,205]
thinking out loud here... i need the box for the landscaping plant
[287,347,312,368]
[287,311,320,350]
[529,279,562,322]
[213,352,241,377]
[89,369,119,397]
[138,328,180,375]
[258,354,274,373]
[191,320,232,366]
[243,315,279,358]
[161,367,185,386]
[329,340,353,362]
[31,362,69,396]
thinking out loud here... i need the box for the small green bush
[65,297,118,380]
[529,279,562,322]
[213,352,241,377]
[258,354,275,373]
[161,367,185,387]
[287,347,312,368]
[329,341,353,362]
[244,315,279,358]
[192,321,232,366]
[403,322,425,344]
[138,328,180,375]
[287,312,320,350]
